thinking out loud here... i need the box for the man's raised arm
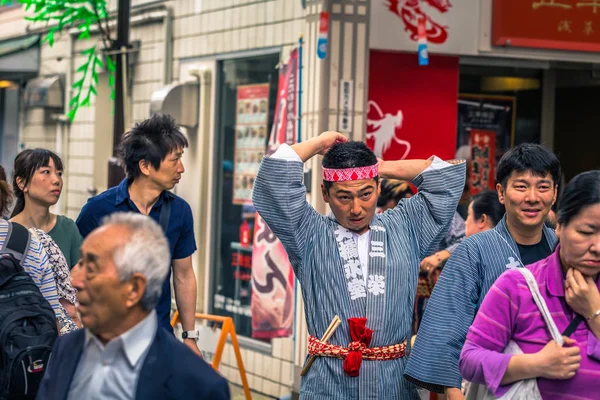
[251,131,347,276]
[380,156,466,260]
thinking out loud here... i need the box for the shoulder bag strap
[515,268,564,345]
[158,195,172,233]
[4,222,31,267]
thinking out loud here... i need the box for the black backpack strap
[158,194,172,233]
[562,315,584,338]
[3,222,31,267]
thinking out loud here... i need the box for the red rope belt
[307,317,406,377]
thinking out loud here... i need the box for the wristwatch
[182,330,199,341]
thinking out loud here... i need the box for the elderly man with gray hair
[37,213,230,400]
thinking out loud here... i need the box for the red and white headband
[322,164,379,182]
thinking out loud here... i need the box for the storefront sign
[338,79,353,133]
[457,94,515,167]
[493,0,600,52]
[232,84,269,205]
[370,0,479,56]
[251,49,298,339]
[469,130,496,195]
[366,50,459,161]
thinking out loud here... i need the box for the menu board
[233,84,269,205]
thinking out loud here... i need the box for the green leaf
[69,96,79,107]
[81,46,96,56]
[90,86,97,96]
[78,30,90,40]
[76,63,88,73]
[106,55,115,72]
[72,79,84,89]
[110,89,115,101]
[94,56,104,69]
[108,73,115,87]
[81,96,91,107]
[92,72,98,85]
[67,107,78,121]
[46,30,55,46]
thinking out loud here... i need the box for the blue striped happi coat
[252,157,465,399]
[405,217,557,393]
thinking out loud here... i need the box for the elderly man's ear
[125,273,147,308]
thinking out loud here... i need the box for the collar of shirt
[114,179,173,209]
[545,245,566,298]
[84,309,158,368]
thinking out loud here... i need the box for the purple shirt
[459,246,600,399]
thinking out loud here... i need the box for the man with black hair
[405,143,561,399]
[252,131,465,399]
[76,113,201,356]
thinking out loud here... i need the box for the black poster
[457,94,516,164]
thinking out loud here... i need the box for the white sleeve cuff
[269,143,302,162]
[424,156,452,171]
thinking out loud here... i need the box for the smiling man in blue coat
[36,213,229,400]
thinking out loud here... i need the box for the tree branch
[91,0,112,50]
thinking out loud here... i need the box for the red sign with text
[366,51,459,161]
[493,0,600,52]
[469,130,496,196]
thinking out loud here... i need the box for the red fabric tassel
[342,317,373,377]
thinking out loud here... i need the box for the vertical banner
[469,129,496,196]
[251,49,299,339]
[233,84,270,205]
[338,79,353,133]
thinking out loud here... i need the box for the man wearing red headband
[252,131,465,399]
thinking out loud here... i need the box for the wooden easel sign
[171,311,252,400]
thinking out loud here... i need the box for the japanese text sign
[493,0,600,52]
[469,129,496,195]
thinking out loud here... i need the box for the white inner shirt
[353,230,371,284]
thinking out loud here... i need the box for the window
[211,53,280,340]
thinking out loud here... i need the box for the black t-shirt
[517,233,552,266]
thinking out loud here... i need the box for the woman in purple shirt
[459,170,600,400]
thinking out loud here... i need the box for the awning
[0,35,40,80]
[150,81,199,128]
[23,75,64,109]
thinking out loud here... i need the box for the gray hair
[101,212,170,311]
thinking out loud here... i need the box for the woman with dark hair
[464,190,506,237]
[459,170,600,399]
[10,149,82,332]
[10,149,82,269]
[0,165,12,219]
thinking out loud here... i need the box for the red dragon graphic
[387,0,451,44]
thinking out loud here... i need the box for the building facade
[1,0,600,398]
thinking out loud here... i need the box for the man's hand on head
[290,131,347,162]
[317,131,348,156]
